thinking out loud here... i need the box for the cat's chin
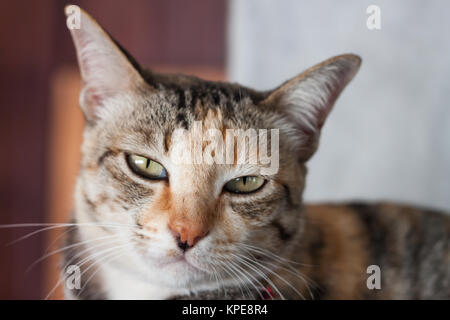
[139,255,214,288]
[154,256,201,272]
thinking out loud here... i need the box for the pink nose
[168,221,209,251]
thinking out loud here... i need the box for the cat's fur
[61,7,450,300]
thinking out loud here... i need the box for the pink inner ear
[82,86,104,120]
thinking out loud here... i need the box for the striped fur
[62,8,450,300]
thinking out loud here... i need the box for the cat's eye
[126,154,168,180]
[224,176,265,194]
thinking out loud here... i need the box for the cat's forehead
[141,70,267,107]
[140,71,269,129]
[104,73,272,138]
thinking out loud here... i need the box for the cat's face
[77,88,305,289]
[69,9,360,291]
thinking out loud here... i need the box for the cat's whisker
[207,262,219,289]
[240,244,318,298]
[235,255,280,300]
[228,259,265,299]
[230,253,284,300]
[238,242,308,266]
[206,262,222,294]
[45,275,66,300]
[7,225,81,246]
[77,251,123,299]
[235,252,305,300]
[73,241,129,269]
[54,237,127,296]
[1,222,138,246]
[210,260,227,297]
[231,254,276,300]
[258,257,316,300]
[242,245,315,285]
[44,225,76,253]
[48,234,145,300]
[215,254,246,299]
[224,257,254,299]
[26,234,119,273]
[237,246,293,299]
[46,238,124,293]
[215,254,253,298]
[77,245,131,298]
[0,222,138,229]
[45,242,131,300]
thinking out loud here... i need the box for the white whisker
[26,234,119,273]
[2,222,137,246]
[230,253,284,299]
[236,252,305,300]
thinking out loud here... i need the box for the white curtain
[228,0,450,211]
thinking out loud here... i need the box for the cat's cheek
[229,203,280,228]
[209,211,252,253]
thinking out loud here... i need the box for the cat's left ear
[262,54,361,160]
[65,6,147,123]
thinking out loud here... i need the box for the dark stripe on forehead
[232,87,244,104]
[164,128,172,153]
[211,90,221,105]
[175,88,186,109]
[141,69,268,106]
[175,112,189,129]
[189,88,199,108]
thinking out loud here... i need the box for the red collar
[261,285,276,300]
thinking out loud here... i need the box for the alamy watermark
[170,121,280,175]
[366,5,381,30]
[65,265,81,290]
[65,5,81,30]
[366,264,381,290]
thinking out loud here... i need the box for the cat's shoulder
[306,201,449,217]
[304,201,450,233]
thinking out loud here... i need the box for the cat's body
[61,7,450,300]
[63,202,450,299]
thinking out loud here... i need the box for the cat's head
[68,8,360,292]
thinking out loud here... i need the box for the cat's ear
[263,54,361,160]
[65,7,146,122]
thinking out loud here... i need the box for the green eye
[127,154,168,180]
[224,176,265,194]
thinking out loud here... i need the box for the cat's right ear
[261,54,361,161]
[65,6,147,123]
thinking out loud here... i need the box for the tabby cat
[62,7,450,300]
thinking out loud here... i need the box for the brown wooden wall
[0,0,227,299]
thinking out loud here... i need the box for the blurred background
[0,0,448,299]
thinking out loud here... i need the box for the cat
[61,7,450,300]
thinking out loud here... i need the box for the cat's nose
[168,222,209,252]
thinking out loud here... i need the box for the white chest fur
[100,262,188,300]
